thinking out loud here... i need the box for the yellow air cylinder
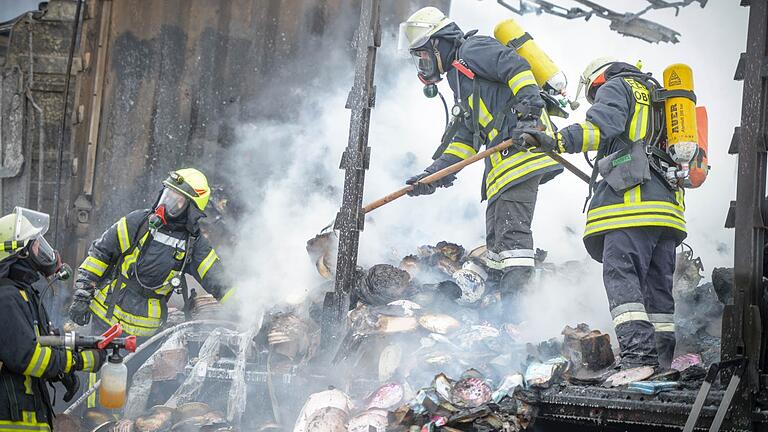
[494,18,566,94]
[663,63,698,171]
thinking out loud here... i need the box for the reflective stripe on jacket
[0,274,89,429]
[558,63,687,260]
[429,35,562,202]
[77,209,232,337]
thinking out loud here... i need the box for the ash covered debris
[290,240,726,431]
[79,240,725,432]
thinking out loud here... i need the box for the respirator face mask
[157,187,188,219]
[411,49,439,82]
[26,236,61,277]
[411,40,444,98]
[149,187,189,230]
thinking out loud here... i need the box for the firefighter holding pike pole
[396,7,565,321]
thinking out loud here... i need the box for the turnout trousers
[486,174,541,320]
[602,226,676,368]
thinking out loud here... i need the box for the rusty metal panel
[0,1,78,244]
[64,0,448,265]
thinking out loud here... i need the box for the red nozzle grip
[124,336,137,353]
[97,323,123,349]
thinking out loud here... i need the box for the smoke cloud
[221,1,748,344]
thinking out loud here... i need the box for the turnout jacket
[428,35,562,202]
[559,63,686,261]
[78,209,232,337]
[0,260,99,431]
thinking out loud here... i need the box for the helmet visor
[158,187,188,218]
[30,236,57,268]
[13,207,49,241]
[398,21,434,52]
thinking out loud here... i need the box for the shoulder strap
[179,234,199,320]
[433,116,463,160]
[472,78,481,149]
[104,217,150,320]
[108,217,150,281]
[506,32,532,50]
[583,144,608,212]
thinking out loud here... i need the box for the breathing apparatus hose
[438,91,449,128]
[63,319,239,414]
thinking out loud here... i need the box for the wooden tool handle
[361,135,590,214]
[518,133,591,184]
[546,151,591,183]
[362,139,517,214]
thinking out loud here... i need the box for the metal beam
[722,1,768,429]
[324,0,381,350]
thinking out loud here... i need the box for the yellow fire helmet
[0,207,50,262]
[162,168,210,212]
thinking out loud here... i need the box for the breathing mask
[149,187,189,230]
[410,39,444,98]
[24,236,62,277]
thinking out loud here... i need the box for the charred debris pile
[78,237,725,432]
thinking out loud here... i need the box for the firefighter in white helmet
[526,58,687,374]
[0,208,105,429]
[398,7,562,322]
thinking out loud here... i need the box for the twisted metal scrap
[496,0,708,43]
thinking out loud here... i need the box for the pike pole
[321,0,381,353]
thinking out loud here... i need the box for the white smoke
[223,1,748,344]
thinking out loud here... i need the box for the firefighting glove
[521,130,563,154]
[73,349,107,373]
[514,101,543,122]
[406,171,456,197]
[60,372,80,403]
[68,282,95,326]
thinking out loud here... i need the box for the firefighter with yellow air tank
[398,7,564,321]
[525,58,706,376]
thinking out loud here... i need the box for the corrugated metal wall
[0,0,449,268]
[63,0,448,264]
[0,1,78,244]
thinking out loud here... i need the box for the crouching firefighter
[524,58,692,371]
[398,7,563,321]
[0,207,105,431]
[69,168,234,338]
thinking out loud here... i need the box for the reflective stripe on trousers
[602,226,676,367]
[486,175,540,271]
[488,249,535,268]
[648,313,675,333]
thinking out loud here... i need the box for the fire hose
[63,320,239,414]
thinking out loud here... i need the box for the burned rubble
[66,237,726,432]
